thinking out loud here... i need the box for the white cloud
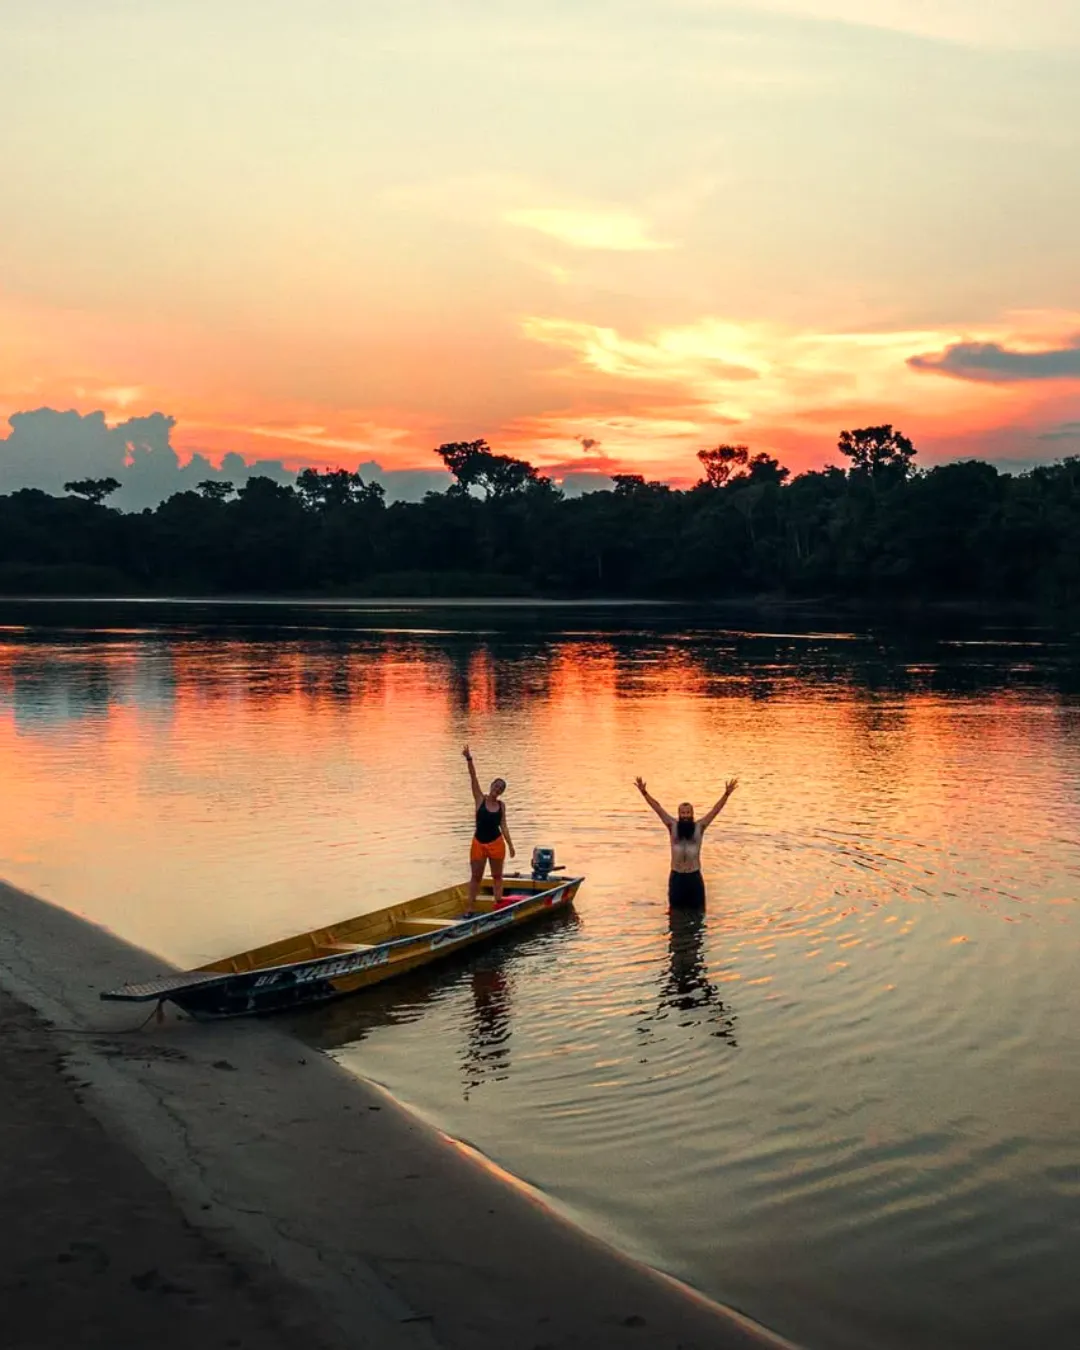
[713,1,1080,49]
[505,207,673,252]
[522,316,764,387]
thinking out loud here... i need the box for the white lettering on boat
[431,911,509,948]
[430,888,567,948]
[253,946,391,989]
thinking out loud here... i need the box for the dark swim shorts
[668,870,706,908]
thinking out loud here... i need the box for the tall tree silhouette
[697,444,749,488]
[63,477,121,504]
[296,468,385,511]
[434,440,543,498]
[196,480,236,502]
[838,425,917,479]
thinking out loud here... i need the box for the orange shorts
[470,835,506,864]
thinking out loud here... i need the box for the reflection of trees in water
[639,908,738,1047]
[170,636,391,708]
[440,644,476,715]
[438,639,559,717]
[615,625,1080,700]
[845,692,911,797]
[3,614,1078,733]
[0,638,176,729]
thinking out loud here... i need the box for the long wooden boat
[101,871,584,1019]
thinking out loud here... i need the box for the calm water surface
[2,600,1079,1350]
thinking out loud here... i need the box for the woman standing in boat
[463,744,516,909]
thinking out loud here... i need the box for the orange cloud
[6,271,1080,488]
[510,309,1080,476]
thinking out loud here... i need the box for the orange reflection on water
[4,622,1080,1350]
[0,631,1076,971]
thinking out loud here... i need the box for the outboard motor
[531,846,556,881]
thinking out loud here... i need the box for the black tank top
[474,799,503,843]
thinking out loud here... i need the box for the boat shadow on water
[284,907,582,1087]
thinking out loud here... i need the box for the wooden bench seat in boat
[314,942,376,955]
[396,917,459,934]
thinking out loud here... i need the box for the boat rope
[45,999,174,1036]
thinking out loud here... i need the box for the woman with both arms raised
[634,775,739,908]
[463,744,516,909]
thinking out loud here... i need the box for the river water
[1,600,1078,1350]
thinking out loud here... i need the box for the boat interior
[198,873,557,977]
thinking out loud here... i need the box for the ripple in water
[2,614,1079,1350]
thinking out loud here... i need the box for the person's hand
[463,744,472,761]
[634,776,647,794]
[509,844,516,859]
[725,777,739,796]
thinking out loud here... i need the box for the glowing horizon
[3,1,1079,489]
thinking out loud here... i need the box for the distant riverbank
[0,580,1073,630]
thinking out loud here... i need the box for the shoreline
[0,590,1070,628]
[0,878,799,1350]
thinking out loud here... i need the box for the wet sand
[0,987,341,1350]
[0,878,797,1350]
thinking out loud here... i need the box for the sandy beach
[0,877,797,1350]
[1,986,343,1350]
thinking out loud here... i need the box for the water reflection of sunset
[2,620,1079,1350]
[1,627,1075,971]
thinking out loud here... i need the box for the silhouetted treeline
[1,429,1078,608]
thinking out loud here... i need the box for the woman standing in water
[463,745,515,908]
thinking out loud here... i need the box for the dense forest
[1,426,1078,608]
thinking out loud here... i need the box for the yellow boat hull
[102,873,584,1018]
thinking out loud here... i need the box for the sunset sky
[3,0,1080,492]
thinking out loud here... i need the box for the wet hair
[676,817,696,841]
